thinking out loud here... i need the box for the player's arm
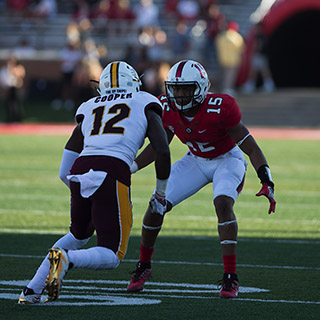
[144,108,171,215]
[59,123,84,188]
[145,108,171,180]
[131,124,174,173]
[228,121,276,214]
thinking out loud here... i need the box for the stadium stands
[0,0,261,65]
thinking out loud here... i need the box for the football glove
[256,183,276,214]
[149,192,167,216]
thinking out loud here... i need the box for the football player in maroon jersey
[127,60,276,298]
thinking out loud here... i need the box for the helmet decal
[175,60,187,77]
[194,64,206,79]
[110,62,120,88]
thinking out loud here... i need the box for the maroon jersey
[159,93,241,159]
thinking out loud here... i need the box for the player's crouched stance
[18,61,171,304]
[126,60,276,299]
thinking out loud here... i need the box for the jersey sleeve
[157,94,171,130]
[221,96,241,129]
[75,102,86,123]
[145,102,163,117]
[138,91,162,117]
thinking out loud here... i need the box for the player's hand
[149,192,167,216]
[256,183,276,214]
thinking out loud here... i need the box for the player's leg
[18,181,92,304]
[44,176,128,301]
[18,231,91,304]
[212,148,247,298]
[44,181,96,301]
[67,175,130,270]
[127,153,209,292]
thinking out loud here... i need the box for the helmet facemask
[165,81,200,111]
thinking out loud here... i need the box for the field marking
[1,280,319,306]
[129,293,320,305]
[0,253,319,271]
[0,293,161,306]
[1,279,268,293]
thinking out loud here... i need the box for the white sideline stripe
[0,253,319,271]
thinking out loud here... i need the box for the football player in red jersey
[127,60,276,298]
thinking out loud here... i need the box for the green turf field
[0,134,319,319]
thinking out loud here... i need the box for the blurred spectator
[72,0,91,22]
[215,21,245,96]
[82,38,108,67]
[5,0,30,16]
[157,61,171,93]
[66,21,82,44]
[171,21,192,57]
[138,27,167,62]
[140,61,171,96]
[134,45,152,78]
[202,3,225,64]
[107,0,135,35]
[109,0,135,20]
[52,41,83,110]
[164,0,179,18]
[72,55,102,110]
[12,39,36,59]
[30,0,57,20]
[140,63,160,96]
[82,38,100,60]
[133,0,160,29]
[90,0,112,32]
[242,22,275,93]
[0,54,26,122]
[176,0,200,25]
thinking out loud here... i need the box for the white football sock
[68,246,120,270]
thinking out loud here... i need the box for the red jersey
[159,93,241,159]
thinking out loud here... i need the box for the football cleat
[45,247,69,301]
[18,287,42,304]
[127,262,152,293]
[218,273,239,298]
